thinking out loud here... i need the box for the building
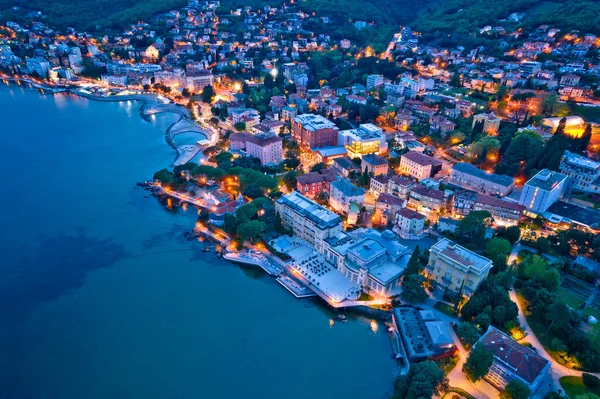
[476,327,551,392]
[361,154,389,176]
[393,307,454,361]
[449,163,515,196]
[375,193,405,226]
[559,151,600,194]
[399,151,443,181]
[408,186,445,214]
[366,74,384,89]
[519,169,568,214]
[394,208,426,239]
[26,57,50,77]
[329,179,365,215]
[473,113,501,135]
[185,70,214,92]
[324,228,410,296]
[388,176,417,199]
[451,191,525,225]
[521,61,542,76]
[275,191,342,253]
[332,156,361,177]
[370,175,391,198]
[426,238,493,296]
[295,169,337,199]
[292,114,339,149]
[245,135,283,166]
[338,124,387,158]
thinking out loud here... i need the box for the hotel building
[275,191,342,253]
[559,150,600,194]
[519,169,568,214]
[292,113,339,149]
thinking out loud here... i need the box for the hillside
[1,0,599,37]
[411,0,600,38]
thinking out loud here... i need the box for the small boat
[337,314,347,322]
[201,247,210,252]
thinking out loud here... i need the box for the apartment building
[329,179,365,215]
[295,169,337,199]
[449,163,515,196]
[399,151,443,180]
[559,150,600,194]
[519,169,569,214]
[394,208,426,239]
[292,113,339,149]
[426,238,493,296]
[245,135,283,166]
[275,191,342,253]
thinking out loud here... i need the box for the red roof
[402,151,443,167]
[479,327,549,385]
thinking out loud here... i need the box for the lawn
[560,376,600,399]
[434,302,457,318]
[557,287,586,310]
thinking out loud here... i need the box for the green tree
[464,344,494,382]
[485,237,512,262]
[401,274,428,303]
[233,122,247,132]
[456,322,481,348]
[496,226,521,244]
[545,302,570,334]
[391,361,446,399]
[201,85,215,104]
[310,162,326,173]
[236,220,267,242]
[404,246,422,275]
[500,379,531,399]
[153,168,174,184]
[281,171,297,191]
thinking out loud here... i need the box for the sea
[0,84,396,399]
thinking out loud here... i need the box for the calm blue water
[0,85,395,399]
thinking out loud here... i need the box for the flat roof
[277,191,341,229]
[369,259,405,284]
[525,169,568,191]
[294,113,338,131]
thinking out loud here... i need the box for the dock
[277,274,317,298]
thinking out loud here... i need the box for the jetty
[223,250,282,277]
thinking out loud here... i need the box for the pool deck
[277,274,317,298]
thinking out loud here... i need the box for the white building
[559,150,600,194]
[275,192,342,254]
[366,74,384,89]
[329,179,365,215]
[323,228,410,296]
[519,169,569,214]
[337,123,387,158]
[185,70,214,92]
[26,57,50,77]
[394,208,426,239]
[399,151,443,181]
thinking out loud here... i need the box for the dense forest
[1,0,600,37]
[412,0,600,39]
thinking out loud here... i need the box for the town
[2,1,600,398]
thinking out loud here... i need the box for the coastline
[1,77,214,166]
